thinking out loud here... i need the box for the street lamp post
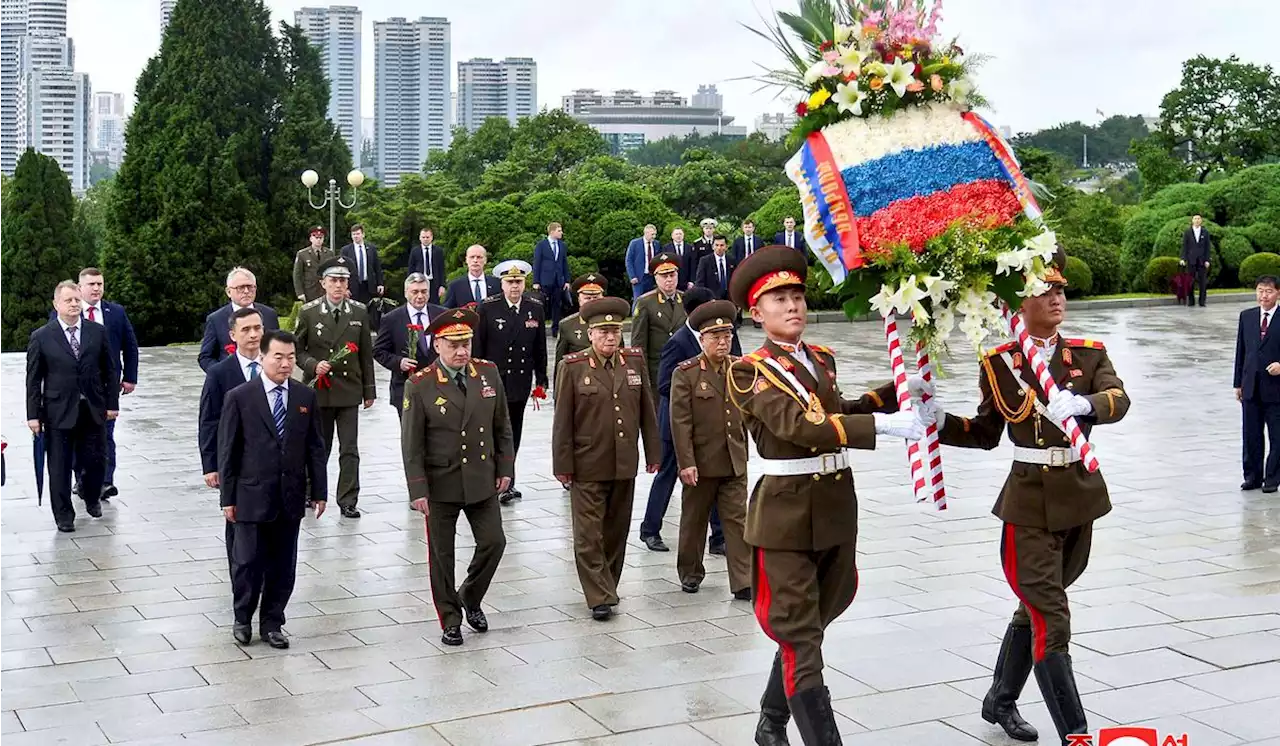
[301,168,365,249]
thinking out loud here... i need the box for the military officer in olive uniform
[928,251,1130,746]
[293,226,335,302]
[554,273,607,371]
[630,253,686,385]
[402,308,514,647]
[475,259,548,505]
[552,297,660,621]
[669,300,750,600]
[727,247,925,746]
[294,256,376,519]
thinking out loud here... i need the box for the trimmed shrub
[1245,223,1280,255]
[1240,253,1280,287]
[1219,231,1255,274]
[1066,237,1121,295]
[1062,256,1093,298]
[566,256,599,281]
[495,233,538,264]
[1143,256,1183,294]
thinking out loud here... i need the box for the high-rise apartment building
[456,56,536,132]
[92,90,125,168]
[373,15,450,187]
[159,0,176,35]
[17,65,89,189]
[561,87,745,153]
[294,5,361,163]
[754,112,796,141]
[692,84,723,112]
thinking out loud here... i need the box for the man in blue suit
[532,222,572,335]
[1235,275,1280,492]
[444,245,501,308]
[199,267,280,372]
[625,224,661,305]
[73,268,138,500]
[199,307,266,575]
[638,288,738,553]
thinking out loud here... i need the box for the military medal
[583,376,591,385]
[627,372,642,386]
[496,317,506,330]
[574,329,583,339]
[481,386,496,398]
[1062,348,1072,366]
[434,396,447,405]
[805,410,825,424]
[700,381,708,390]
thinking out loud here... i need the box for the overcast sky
[70,0,1276,136]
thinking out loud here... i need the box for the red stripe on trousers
[422,514,447,630]
[1001,523,1048,662]
[753,547,798,698]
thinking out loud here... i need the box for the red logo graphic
[1067,729,1188,746]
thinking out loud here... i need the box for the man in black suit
[199,267,280,371]
[1181,214,1212,308]
[775,215,808,254]
[218,329,327,648]
[689,219,719,291]
[26,281,119,532]
[444,244,501,308]
[732,219,765,264]
[1235,276,1280,492]
[374,272,445,417]
[532,222,572,335]
[695,235,738,301]
[406,228,448,304]
[199,307,265,575]
[663,227,693,290]
[340,224,384,307]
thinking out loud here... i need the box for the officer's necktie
[1264,311,1271,339]
[455,371,467,394]
[67,325,80,358]
[473,279,483,303]
[718,258,727,291]
[645,241,653,264]
[746,237,753,256]
[248,361,260,380]
[332,306,340,324]
[272,386,286,439]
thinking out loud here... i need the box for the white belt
[1012,446,1079,467]
[758,451,849,476]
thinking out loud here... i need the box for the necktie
[272,386,286,439]
[248,361,260,380]
[787,233,794,248]
[746,237,753,256]
[423,247,431,277]
[645,241,653,264]
[1264,312,1270,339]
[87,307,96,323]
[473,279,483,302]
[67,325,80,358]
[551,240,558,260]
[718,258,727,290]
[332,305,340,324]
[676,243,683,257]
[414,311,430,359]
[357,246,366,281]
[455,371,467,393]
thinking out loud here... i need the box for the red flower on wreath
[795,101,808,117]
[818,40,834,52]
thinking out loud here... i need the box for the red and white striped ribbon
[1002,304,1100,473]
[913,343,947,509]
[884,314,947,509]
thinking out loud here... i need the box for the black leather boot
[981,624,1038,741]
[787,686,841,746]
[1034,651,1088,746]
[755,653,790,746]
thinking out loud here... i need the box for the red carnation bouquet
[405,324,424,361]
[314,342,358,389]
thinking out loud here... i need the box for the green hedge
[1066,238,1121,295]
[1143,256,1182,293]
[1220,231,1255,273]
[1246,223,1280,254]
[1063,256,1093,298]
[1240,253,1280,286]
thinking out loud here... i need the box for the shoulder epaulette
[808,343,834,356]
[563,351,590,364]
[473,358,498,367]
[638,289,657,300]
[744,346,772,363]
[410,364,435,383]
[984,341,1017,358]
[524,295,543,306]
[677,356,701,370]
[562,312,580,323]
[300,298,323,311]
[480,295,503,304]
[348,299,367,310]
[1064,337,1105,350]
[621,346,645,357]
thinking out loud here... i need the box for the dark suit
[689,237,717,288]
[444,275,501,308]
[639,322,728,544]
[406,243,448,302]
[732,235,766,265]
[775,230,808,254]
[663,242,694,289]
[1235,306,1280,486]
[1182,227,1212,307]
[218,380,326,633]
[340,242,384,304]
[374,303,445,415]
[198,303,280,372]
[475,295,548,465]
[533,237,571,331]
[26,319,118,526]
[695,253,738,300]
[199,353,258,575]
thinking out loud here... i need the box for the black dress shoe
[1242,481,1262,491]
[340,506,361,518]
[499,489,516,505]
[464,606,488,632]
[441,625,464,646]
[233,625,252,645]
[708,541,726,556]
[1264,484,1278,494]
[262,629,289,649]
[101,484,118,499]
[56,522,75,533]
[681,580,700,594]
[643,535,670,552]
[85,501,102,518]
[591,604,613,621]
[733,588,753,601]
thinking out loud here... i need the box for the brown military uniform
[293,246,335,302]
[553,340,661,610]
[630,289,686,384]
[401,356,514,630]
[554,312,590,368]
[938,336,1129,659]
[729,340,897,697]
[669,352,750,593]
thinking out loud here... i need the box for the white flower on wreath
[894,275,930,321]
[1018,275,1052,298]
[947,77,973,102]
[995,248,1032,276]
[933,304,956,338]
[920,273,955,304]
[833,82,868,115]
[882,57,918,98]
[804,58,838,85]
[1024,229,1058,263]
[836,44,865,74]
[834,23,855,44]
[869,285,897,317]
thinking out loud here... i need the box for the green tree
[73,178,113,268]
[1130,138,1192,199]
[1013,116,1151,167]
[1153,55,1280,182]
[442,201,524,268]
[360,138,376,178]
[507,110,607,180]
[89,159,116,185]
[425,118,514,190]
[656,155,763,223]
[1,149,85,350]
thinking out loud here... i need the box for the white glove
[906,374,934,399]
[916,397,945,428]
[874,410,925,441]
[1046,388,1092,423]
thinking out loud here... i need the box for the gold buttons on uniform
[812,474,820,481]
[1041,465,1049,472]
[614,406,621,412]
[479,441,484,447]
[461,431,466,437]
[1017,389,1025,397]
[479,427,484,433]
[834,473,842,481]
[481,454,487,460]
[810,447,817,453]
[616,419,623,425]
[613,394,619,399]
[463,457,469,464]
[462,445,467,451]
[1037,438,1045,446]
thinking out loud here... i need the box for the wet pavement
[3,300,1279,745]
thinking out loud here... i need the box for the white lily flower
[1024,230,1058,262]
[1017,275,1051,298]
[921,274,955,304]
[947,77,973,102]
[882,57,917,98]
[869,285,897,317]
[804,58,833,85]
[836,44,865,72]
[832,82,868,115]
[994,248,1031,276]
[892,275,930,322]
[933,305,956,337]
[834,23,855,44]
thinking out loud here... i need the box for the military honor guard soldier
[928,250,1130,746]
[552,297,660,621]
[293,226,335,302]
[293,256,376,518]
[727,246,925,746]
[401,308,514,647]
[554,273,608,378]
[669,300,751,600]
[630,252,686,385]
[475,260,548,504]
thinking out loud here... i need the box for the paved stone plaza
[3,300,1280,745]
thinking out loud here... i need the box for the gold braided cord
[727,361,759,414]
[981,357,1034,423]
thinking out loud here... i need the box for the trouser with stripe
[1000,522,1093,661]
[751,542,858,697]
